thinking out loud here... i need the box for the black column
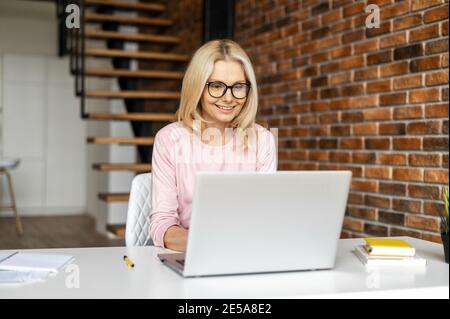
[203,0,235,42]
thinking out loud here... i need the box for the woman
[149,39,277,251]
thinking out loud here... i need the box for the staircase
[57,0,185,237]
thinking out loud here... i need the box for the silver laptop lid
[183,171,352,277]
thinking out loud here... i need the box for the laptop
[158,171,352,277]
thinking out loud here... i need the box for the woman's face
[200,60,248,129]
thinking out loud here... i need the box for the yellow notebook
[364,238,416,257]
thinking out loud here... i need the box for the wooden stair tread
[84,68,183,79]
[84,48,189,61]
[85,29,180,44]
[86,90,180,99]
[106,224,126,237]
[86,0,165,12]
[85,12,173,26]
[99,193,129,202]
[93,163,151,172]
[86,112,176,121]
[87,137,155,145]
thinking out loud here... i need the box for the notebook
[354,246,426,267]
[364,238,416,257]
[0,251,74,273]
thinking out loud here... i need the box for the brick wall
[234,0,449,242]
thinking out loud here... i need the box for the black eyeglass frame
[205,81,251,99]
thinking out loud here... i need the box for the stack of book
[354,238,427,267]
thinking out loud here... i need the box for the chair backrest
[125,173,153,247]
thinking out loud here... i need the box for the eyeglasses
[205,81,251,99]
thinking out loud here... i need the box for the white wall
[0,54,87,215]
[0,1,136,234]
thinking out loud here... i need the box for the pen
[123,255,135,268]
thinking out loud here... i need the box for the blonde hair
[176,39,258,138]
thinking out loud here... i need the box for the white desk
[0,237,448,299]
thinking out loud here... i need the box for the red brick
[330,125,351,136]
[406,215,440,232]
[409,153,441,167]
[354,67,379,81]
[351,96,379,108]
[380,92,406,106]
[423,4,449,23]
[393,106,424,120]
[410,56,441,72]
[363,108,392,121]
[348,191,364,205]
[378,153,408,165]
[423,137,449,150]
[390,227,422,239]
[426,39,449,55]
[394,14,423,31]
[343,2,365,17]
[412,0,444,11]
[366,167,392,179]
[342,111,364,123]
[379,123,406,135]
[330,72,352,85]
[352,152,377,164]
[343,217,364,232]
[366,138,391,150]
[339,56,365,70]
[319,113,338,124]
[347,206,377,220]
[442,154,449,168]
[393,137,422,150]
[379,182,407,196]
[353,123,378,136]
[367,79,392,93]
[380,32,407,49]
[364,223,389,237]
[442,20,449,36]
[378,211,405,226]
[367,21,392,37]
[425,103,449,118]
[382,1,410,19]
[393,167,424,182]
[330,46,352,59]
[322,8,342,24]
[393,198,422,214]
[353,39,379,54]
[424,169,449,183]
[351,179,378,192]
[410,24,440,42]
[393,74,423,90]
[408,184,441,200]
[409,88,440,103]
[380,61,409,77]
[407,121,441,134]
[308,150,330,162]
[426,70,449,86]
[423,201,445,217]
[422,233,442,244]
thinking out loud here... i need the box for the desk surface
[0,237,448,299]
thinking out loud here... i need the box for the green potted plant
[441,187,449,264]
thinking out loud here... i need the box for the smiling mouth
[215,104,235,111]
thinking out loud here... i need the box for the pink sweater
[149,121,277,247]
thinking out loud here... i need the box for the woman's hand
[163,225,188,252]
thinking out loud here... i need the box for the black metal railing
[58,0,87,118]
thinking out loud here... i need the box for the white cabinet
[3,83,46,159]
[1,54,86,214]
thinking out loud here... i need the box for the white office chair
[125,173,153,247]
